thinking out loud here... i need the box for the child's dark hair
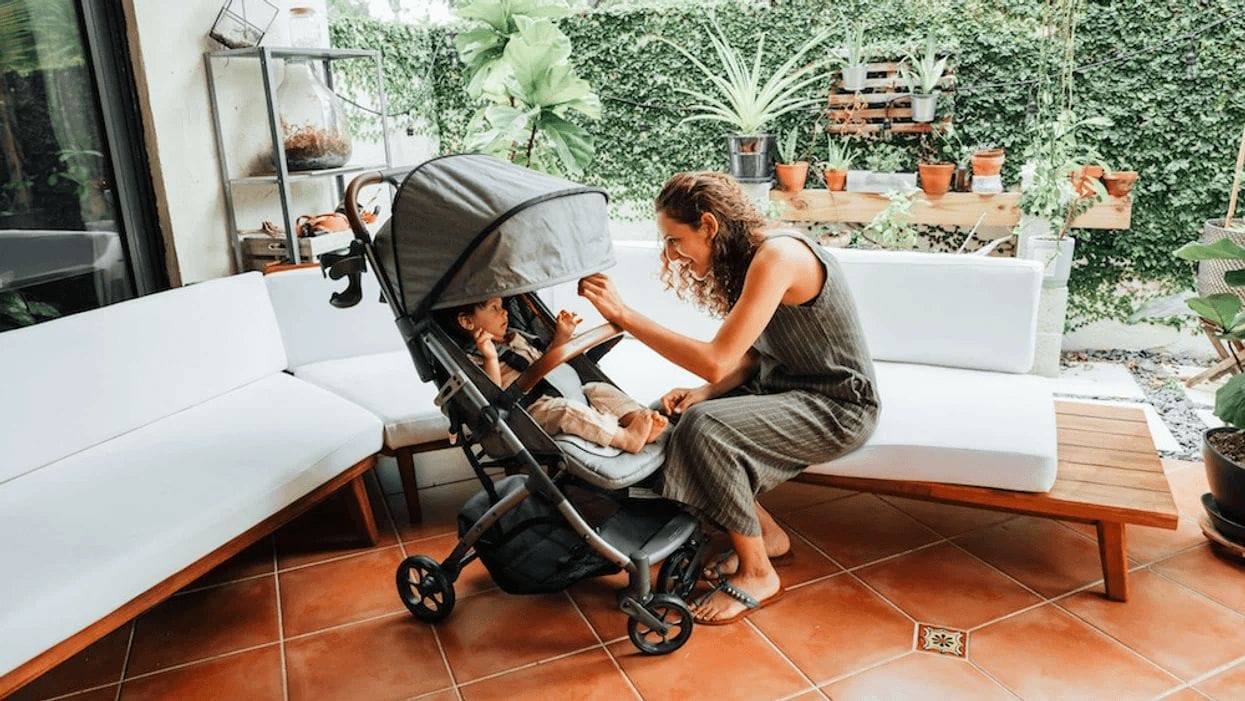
[432,301,487,345]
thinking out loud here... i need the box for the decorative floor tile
[823,652,1012,700]
[916,624,967,658]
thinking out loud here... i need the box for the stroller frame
[322,167,713,654]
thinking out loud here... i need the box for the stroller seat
[541,358,667,490]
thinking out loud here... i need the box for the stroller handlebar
[514,322,624,394]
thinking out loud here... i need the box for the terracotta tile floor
[12,460,1245,701]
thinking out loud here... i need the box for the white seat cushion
[0,373,381,677]
[293,351,450,449]
[807,362,1058,492]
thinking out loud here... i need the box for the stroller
[321,154,711,655]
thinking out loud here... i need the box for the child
[438,297,667,454]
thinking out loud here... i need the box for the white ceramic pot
[842,64,867,92]
[846,170,918,193]
[910,93,937,122]
[1024,235,1076,288]
[971,174,1003,194]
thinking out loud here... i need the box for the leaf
[1215,372,1245,429]
[1226,270,1245,287]
[1174,238,1245,261]
[455,27,504,70]
[1187,293,1241,329]
[456,0,510,32]
[538,112,593,175]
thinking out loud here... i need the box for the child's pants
[528,382,643,447]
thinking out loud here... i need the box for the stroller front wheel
[396,555,456,622]
[627,594,693,655]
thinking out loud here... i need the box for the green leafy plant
[776,127,800,164]
[842,21,866,66]
[863,142,909,173]
[899,35,947,95]
[657,17,832,135]
[1173,238,1245,427]
[823,135,854,171]
[0,291,59,330]
[455,0,600,175]
[859,188,924,249]
[1019,109,1111,240]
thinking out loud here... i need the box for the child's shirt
[469,331,543,389]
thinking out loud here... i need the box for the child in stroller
[438,296,669,453]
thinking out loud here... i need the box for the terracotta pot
[918,163,954,196]
[823,168,848,191]
[775,161,809,193]
[1070,165,1104,198]
[1102,170,1138,197]
[971,152,1005,177]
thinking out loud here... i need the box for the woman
[578,172,879,625]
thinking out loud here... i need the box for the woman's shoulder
[755,231,819,263]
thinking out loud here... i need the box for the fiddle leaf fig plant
[456,0,599,175]
[1174,237,1245,428]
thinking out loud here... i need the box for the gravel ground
[1061,350,1213,461]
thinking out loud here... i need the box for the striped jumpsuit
[659,233,880,536]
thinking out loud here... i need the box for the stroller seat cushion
[554,432,668,490]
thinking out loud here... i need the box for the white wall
[123,0,431,285]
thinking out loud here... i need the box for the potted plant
[840,21,868,92]
[900,36,948,124]
[1102,162,1139,198]
[822,135,854,191]
[1173,236,1245,542]
[660,19,831,181]
[852,142,916,192]
[774,128,809,193]
[857,188,925,249]
[917,131,954,197]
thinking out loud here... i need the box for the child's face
[459,297,509,341]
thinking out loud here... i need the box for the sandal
[702,548,795,582]
[691,578,786,626]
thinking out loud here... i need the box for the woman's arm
[580,243,798,382]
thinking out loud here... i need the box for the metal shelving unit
[205,46,393,269]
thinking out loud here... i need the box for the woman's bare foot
[691,566,782,623]
[609,411,652,453]
[646,410,669,443]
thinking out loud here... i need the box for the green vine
[332,0,1245,329]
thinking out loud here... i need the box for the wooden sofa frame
[794,401,1179,602]
[0,458,380,699]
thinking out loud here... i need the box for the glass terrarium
[276,60,352,171]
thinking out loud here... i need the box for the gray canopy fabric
[373,154,614,317]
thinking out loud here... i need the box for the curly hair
[655,172,768,318]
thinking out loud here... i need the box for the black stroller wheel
[657,546,699,600]
[396,555,455,622]
[628,594,693,655]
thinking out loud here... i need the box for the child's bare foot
[646,410,669,443]
[610,411,652,453]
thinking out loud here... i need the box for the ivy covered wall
[331,1,1245,326]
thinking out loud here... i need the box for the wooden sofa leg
[344,474,380,546]
[396,448,422,524]
[1096,521,1129,602]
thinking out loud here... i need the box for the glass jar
[287,6,325,49]
[276,60,352,171]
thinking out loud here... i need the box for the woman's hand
[660,385,712,416]
[551,310,581,346]
[578,273,629,325]
[472,327,497,360]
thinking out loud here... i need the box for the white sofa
[267,240,1057,495]
[0,273,382,696]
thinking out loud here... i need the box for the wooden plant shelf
[770,190,1132,230]
[827,60,954,136]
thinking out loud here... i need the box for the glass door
[0,0,163,332]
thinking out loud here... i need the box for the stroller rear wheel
[627,594,693,655]
[396,555,455,622]
[657,545,700,601]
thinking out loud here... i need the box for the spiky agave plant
[657,18,833,135]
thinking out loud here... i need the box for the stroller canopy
[375,154,614,317]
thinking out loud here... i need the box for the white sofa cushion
[806,361,1058,492]
[293,350,450,449]
[264,266,404,369]
[826,247,1042,374]
[0,373,381,677]
[0,272,287,485]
